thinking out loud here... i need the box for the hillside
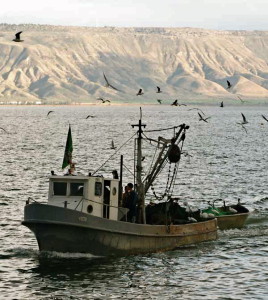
[0,24,268,104]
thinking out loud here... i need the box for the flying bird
[136,89,144,96]
[226,80,232,89]
[111,140,116,150]
[198,112,210,123]
[171,100,178,106]
[237,95,246,103]
[0,127,8,133]
[171,100,186,106]
[13,31,23,42]
[97,98,110,103]
[156,86,162,93]
[188,108,205,115]
[86,115,95,119]
[237,113,248,125]
[262,115,268,122]
[47,111,54,116]
[103,72,120,91]
[237,123,248,134]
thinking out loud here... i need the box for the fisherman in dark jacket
[125,183,137,223]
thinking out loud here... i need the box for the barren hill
[0,24,268,104]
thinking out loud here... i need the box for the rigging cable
[123,163,135,177]
[92,132,137,175]
[150,127,187,201]
[141,131,162,180]
[144,125,182,133]
[169,129,187,197]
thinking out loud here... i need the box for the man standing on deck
[126,183,137,223]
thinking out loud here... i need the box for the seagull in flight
[239,124,248,134]
[136,89,144,96]
[182,151,193,158]
[198,112,210,123]
[226,80,232,89]
[156,86,162,93]
[171,100,187,106]
[0,127,8,133]
[103,72,120,91]
[13,31,23,42]
[97,98,110,103]
[188,108,205,115]
[47,111,54,116]
[237,113,248,125]
[111,140,116,150]
[86,115,95,119]
[171,100,178,106]
[262,115,268,122]
[237,95,246,103]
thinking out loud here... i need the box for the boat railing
[26,197,46,205]
[73,196,129,221]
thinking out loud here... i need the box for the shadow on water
[26,240,219,280]
[29,255,122,280]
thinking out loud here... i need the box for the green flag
[62,125,73,169]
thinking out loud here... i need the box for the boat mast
[132,108,146,224]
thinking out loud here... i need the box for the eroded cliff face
[0,24,268,103]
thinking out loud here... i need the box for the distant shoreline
[0,102,268,107]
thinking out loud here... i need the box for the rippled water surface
[0,105,267,299]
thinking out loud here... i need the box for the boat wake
[39,251,103,259]
[254,196,268,205]
[4,247,102,259]
[245,213,268,226]
[218,226,268,240]
[5,247,39,258]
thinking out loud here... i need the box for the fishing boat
[202,199,250,230]
[22,110,218,256]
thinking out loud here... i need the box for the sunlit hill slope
[0,24,268,104]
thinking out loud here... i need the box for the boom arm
[143,124,187,195]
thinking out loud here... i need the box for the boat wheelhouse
[48,175,125,221]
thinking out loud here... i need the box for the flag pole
[62,125,74,173]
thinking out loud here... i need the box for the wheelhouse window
[53,182,67,196]
[95,182,102,196]
[70,182,84,196]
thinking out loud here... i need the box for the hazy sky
[1,0,267,30]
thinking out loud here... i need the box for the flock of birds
[101,71,246,107]
[5,31,268,135]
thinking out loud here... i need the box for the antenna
[132,108,146,139]
[131,109,147,223]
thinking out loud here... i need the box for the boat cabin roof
[49,175,119,181]
[48,175,119,199]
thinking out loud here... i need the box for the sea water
[0,104,267,299]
